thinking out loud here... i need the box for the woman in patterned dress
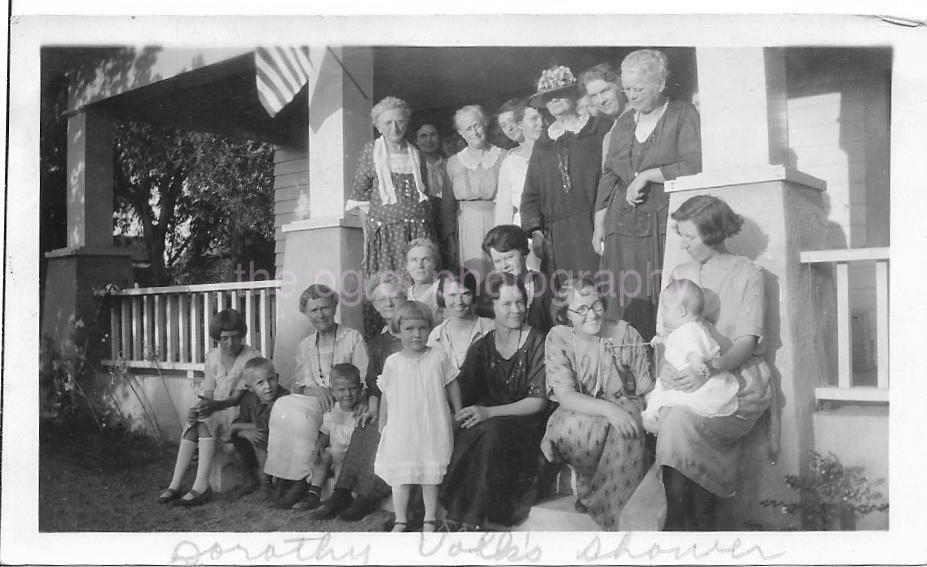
[439,272,548,531]
[346,96,436,275]
[540,275,654,530]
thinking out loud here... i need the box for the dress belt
[457,200,496,211]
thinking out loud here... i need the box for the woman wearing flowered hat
[520,65,614,278]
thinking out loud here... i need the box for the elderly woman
[495,99,545,227]
[656,195,772,531]
[309,272,407,522]
[158,309,261,506]
[594,49,702,341]
[405,237,443,323]
[346,96,435,275]
[521,66,613,278]
[540,276,653,530]
[263,285,369,509]
[441,105,504,275]
[439,272,548,531]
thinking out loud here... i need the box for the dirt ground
[38,422,391,532]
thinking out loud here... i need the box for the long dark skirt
[439,415,543,526]
[334,423,391,501]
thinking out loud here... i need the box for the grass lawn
[38,421,391,532]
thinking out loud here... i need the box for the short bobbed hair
[243,356,276,381]
[370,96,412,126]
[483,271,528,307]
[580,62,620,87]
[406,237,441,265]
[482,225,530,258]
[621,49,670,85]
[453,105,489,131]
[209,308,247,341]
[364,271,407,301]
[553,274,602,325]
[389,300,435,334]
[299,284,339,314]
[670,195,744,247]
[435,268,479,309]
[330,362,362,386]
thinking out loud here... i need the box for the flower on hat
[537,66,576,93]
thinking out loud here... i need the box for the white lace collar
[547,114,590,141]
[456,145,503,170]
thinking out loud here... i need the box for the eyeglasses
[568,301,605,317]
[621,84,657,97]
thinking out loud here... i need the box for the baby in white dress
[642,278,739,434]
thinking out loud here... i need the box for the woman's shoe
[158,487,184,504]
[422,520,437,533]
[172,487,213,507]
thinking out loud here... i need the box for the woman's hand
[310,387,336,412]
[625,175,649,207]
[455,405,491,429]
[605,404,640,439]
[592,209,607,255]
[531,231,545,258]
[659,361,710,393]
[193,396,219,419]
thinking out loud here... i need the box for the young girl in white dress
[374,301,462,532]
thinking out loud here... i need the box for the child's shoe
[274,480,309,509]
[308,488,353,520]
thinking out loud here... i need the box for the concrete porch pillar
[664,48,834,529]
[42,108,133,354]
[273,47,372,385]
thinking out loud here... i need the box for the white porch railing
[101,280,282,374]
[800,247,889,403]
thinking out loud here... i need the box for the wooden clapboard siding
[788,48,891,387]
[272,145,310,275]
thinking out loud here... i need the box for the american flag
[255,46,312,117]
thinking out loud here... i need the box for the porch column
[664,47,832,529]
[274,47,372,385]
[42,108,134,354]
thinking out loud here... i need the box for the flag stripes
[255,46,312,117]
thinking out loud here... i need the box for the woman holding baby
[654,194,773,531]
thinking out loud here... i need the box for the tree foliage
[113,121,275,286]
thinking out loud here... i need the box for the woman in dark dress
[439,272,548,531]
[521,65,613,278]
[594,49,701,341]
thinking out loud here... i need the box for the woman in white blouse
[441,105,504,277]
[494,99,544,227]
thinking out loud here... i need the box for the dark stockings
[662,466,717,531]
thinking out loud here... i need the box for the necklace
[315,324,337,382]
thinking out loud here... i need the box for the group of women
[170,48,772,532]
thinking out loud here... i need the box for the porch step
[511,496,600,531]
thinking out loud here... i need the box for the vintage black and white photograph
[3,7,926,566]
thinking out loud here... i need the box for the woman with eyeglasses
[441,105,505,276]
[594,49,701,342]
[539,275,654,530]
